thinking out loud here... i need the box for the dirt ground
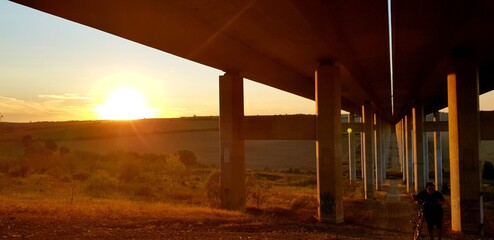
[1,180,492,240]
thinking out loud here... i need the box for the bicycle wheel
[413,221,422,240]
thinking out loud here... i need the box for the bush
[483,161,494,180]
[118,158,141,182]
[85,170,118,197]
[175,149,197,168]
[134,185,155,198]
[7,159,29,177]
[246,173,272,209]
[206,170,221,208]
[289,196,314,213]
[164,154,186,180]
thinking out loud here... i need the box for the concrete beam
[423,121,449,132]
[243,115,363,140]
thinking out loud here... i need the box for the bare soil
[1,180,492,239]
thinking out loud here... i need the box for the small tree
[246,173,272,209]
[45,139,58,152]
[164,154,186,180]
[206,170,221,208]
[175,149,197,168]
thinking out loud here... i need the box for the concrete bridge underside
[11,0,494,234]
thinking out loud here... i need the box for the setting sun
[95,88,157,120]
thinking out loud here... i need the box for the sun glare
[96,88,157,120]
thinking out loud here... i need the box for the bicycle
[410,194,425,240]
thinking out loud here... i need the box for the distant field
[0,117,316,170]
[1,117,494,171]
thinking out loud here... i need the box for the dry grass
[0,195,247,222]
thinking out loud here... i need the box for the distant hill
[1,115,493,172]
[0,117,316,170]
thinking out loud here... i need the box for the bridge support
[375,113,383,190]
[396,119,406,183]
[405,113,414,193]
[348,113,357,181]
[413,104,426,192]
[315,64,344,223]
[362,101,375,199]
[219,73,246,211]
[447,55,482,233]
[433,111,443,190]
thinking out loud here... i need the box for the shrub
[175,149,197,168]
[72,170,91,182]
[0,158,7,173]
[118,158,141,182]
[206,170,221,208]
[164,154,186,180]
[134,185,155,198]
[7,159,29,177]
[85,170,118,197]
[246,173,272,209]
[483,161,494,180]
[289,195,314,213]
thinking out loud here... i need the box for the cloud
[0,94,95,122]
[38,93,92,100]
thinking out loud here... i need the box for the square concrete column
[383,123,391,180]
[362,102,375,199]
[374,113,383,190]
[433,111,443,190]
[348,113,357,181]
[447,55,481,233]
[219,73,246,211]
[395,120,405,182]
[315,64,343,223]
[413,104,426,193]
[405,114,414,193]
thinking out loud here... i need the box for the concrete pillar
[447,55,481,233]
[413,104,427,193]
[348,113,357,181]
[405,114,414,193]
[315,64,344,223]
[374,113,383,190]
[361,124,365,180]
[433,111,443,190]
[219,73,246,211]
[395,120,405,182]
[362,102,375,199]
[383,123,391,181]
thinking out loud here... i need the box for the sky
[0,1,315,122]
[0,1,493,123]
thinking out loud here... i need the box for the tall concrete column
[219,73,245,211]
[447,55,481,233]
[433,111,443,190]
[383,123,391,181]
[348,113,357,181]
[395,120,405,182]
[405,114,414,193]
[362,102,375,199]
[374,113,383,190]
[361,124,365,180]
[413,104,427,193]
[315,64,343,223]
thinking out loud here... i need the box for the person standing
[415,182,445,240]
